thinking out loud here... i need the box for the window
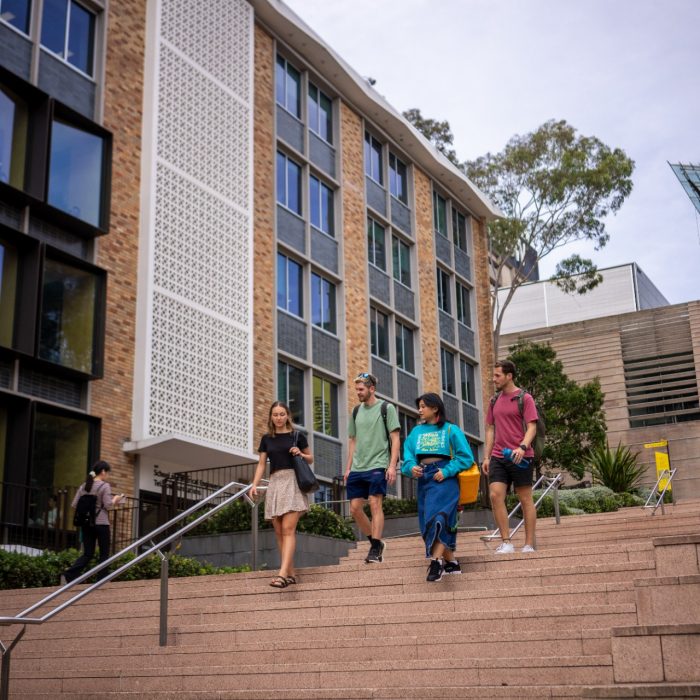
[395,322,415,374]
[48,119,105,227]
[276,151,301,215]
[275,55,301,118]
[364,132,383,184]
[367,217,386,270]
[0,85,28,189]
[389,153,407,203]
[437,268,451,314]
[453,208,469,251]
[308,83,332,143]
[433,190,447,237]
[456,281,471,327]
[0,0,31,34]
[310,175,334,236]
[392,236,411,287]
[0,239,18,347]
[276,253,302,317]
[398,410,417,447]
[370,307,389,361]
[441,347,455,395]
[313,375,338,436]
[311,272,336,334]
[38,256,102,374]
[460,358,476,404]
[41,0,95,76]
[278,361,304,425]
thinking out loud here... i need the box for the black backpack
[491,390,546,460]
[73,483,105,528]
[352,400,392,444]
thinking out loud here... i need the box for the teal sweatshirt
[401,422,474,479]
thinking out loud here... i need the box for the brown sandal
[285,576,297,585]
[269,576,289,588]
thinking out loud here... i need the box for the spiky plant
[585,442,646,493]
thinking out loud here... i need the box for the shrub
[297,505,356,541]
[585,442,646,493]
[0,548,249,590]
[363,498,418,518]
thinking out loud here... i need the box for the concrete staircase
[2,500,700,699]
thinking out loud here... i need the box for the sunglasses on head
[355,372,376,386]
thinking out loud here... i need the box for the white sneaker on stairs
[494,541,514,554]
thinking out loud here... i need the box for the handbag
[458,464,480,505]
[292,431,319,494]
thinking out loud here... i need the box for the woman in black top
[251,401,313,588]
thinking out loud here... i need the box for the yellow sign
[644,440,668,449]
[656,451,672,493]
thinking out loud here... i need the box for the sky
[283,0,700,304]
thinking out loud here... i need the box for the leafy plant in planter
[585,443,645,493]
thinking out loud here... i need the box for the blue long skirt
[417,462,460,558]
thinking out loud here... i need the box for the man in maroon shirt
[482,360,539,553]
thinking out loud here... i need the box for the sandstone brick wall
[413,168,440,393]
[340,102,370,414]
[472,216,495,411]
[252,24,276,441]
[89,0,146,495]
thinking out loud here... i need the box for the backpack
[352,400,392,445]
[73,483,105,528]
[490,389,546,460]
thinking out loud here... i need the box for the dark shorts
[488,455,533,488]
[346,469,387,500]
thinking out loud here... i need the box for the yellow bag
[458,464,480,505]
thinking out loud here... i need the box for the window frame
[367,216,386,271]
[456,280,472,327]
[460,357,476,405]
[309,174,334,237]
[40,0,97,78]
[392,235,411,288]
[307,82,333,144]
[452,208,469,252]
[436,267,451,314]
[311,271,336,335]
[441,346,456,396]
[364,131,383,185]
[0,0,32,35]
[389,152,408,204]
[275,54,301,119]
[278,359,305,426]
[433,190,447,237]
[276,252,303,318]
[312,374,338,437]
[370,306,390,361]
[395,321,415,375]
[276,150,302,216]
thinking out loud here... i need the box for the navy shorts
[346,469,387,500]
[488,455,533,488]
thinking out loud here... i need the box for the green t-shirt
[348,400,401,472]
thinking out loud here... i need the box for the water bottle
[503,447,530,469]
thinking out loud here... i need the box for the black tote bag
[292,432,320,494]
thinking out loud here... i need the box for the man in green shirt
[345,372,401,563]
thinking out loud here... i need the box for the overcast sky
[283,0,700,304]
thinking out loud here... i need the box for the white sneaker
[521,545,536,553]
[495,541,514,554]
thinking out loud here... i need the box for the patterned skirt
[264,468,310,520]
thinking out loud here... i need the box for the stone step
[12,628,612,671]
[582,683,700,698]
[12,655,615,694]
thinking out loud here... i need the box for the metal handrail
[480,473,564,547]
[0,478,267,700]
[644,468,676,515]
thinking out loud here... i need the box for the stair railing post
[158,549,169,647]
[0,626,26,700]
[553,476,561,525]
[251,500,259,571]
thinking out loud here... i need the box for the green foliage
[363,498,418,518]
[505,485,644,519]
[464,119,634,356]
[402,108,460,166]
[187,502,356,541]
[0,548,249,590]
[297,505,356,541]
[507,341,607,479]
[585,442,646,492]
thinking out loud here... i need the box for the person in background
[63,461,124,584]
[402,393,474,582]
[252,401,313,588]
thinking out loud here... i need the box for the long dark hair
[415,392,448,428]
[85,460,111,493]
[267,401,293,435]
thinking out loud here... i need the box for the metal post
[158,551,169,647]
[251,501,259,571]
[1,626,26,700]
[553,478,561,525]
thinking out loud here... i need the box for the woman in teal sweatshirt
[401,393,474,582]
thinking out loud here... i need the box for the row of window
[0,73,110,230]
[433,190,471,252]
[276,55,333,145]
[367,217,412,287]
[365,131,408,204]
[437,267,472,327]
[369,306,415,374]
[1,0,96,77]
[441,348,477,405]
[0,227,105,376]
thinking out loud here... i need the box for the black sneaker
[426,558,444,582]
[443,560,461,575]
[366,545,380,563]
[376,539,386,562]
